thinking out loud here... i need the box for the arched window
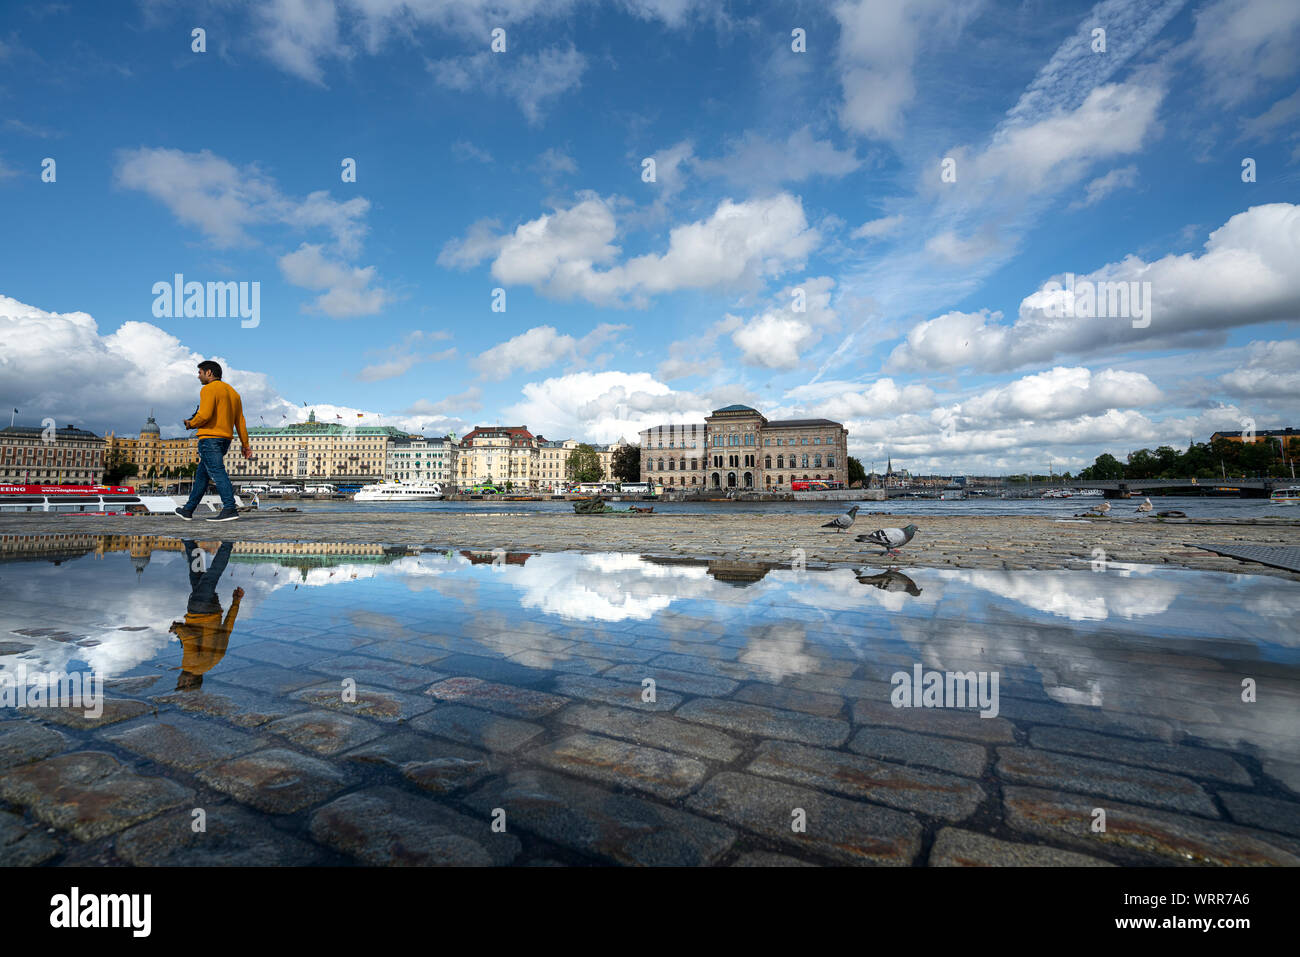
[777,474,783,484]
[814,454,821,468]
[776,454,784,468]
[667,459,674,470]
[691,476,697,485]
[827,455,835,467]
[764,455,771,468]
[679,458,686,470]
[658,458,665,471]
[801,454,809,468]
[691,458,697,470]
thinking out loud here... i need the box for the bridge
[960,478,1288,499]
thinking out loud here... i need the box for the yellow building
[221,410,410,483]
[104,414,198,484]
[456,426,539,488]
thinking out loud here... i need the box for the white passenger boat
[353,480,444,501]
[0,484,240,514]
[1269,486,1300,505]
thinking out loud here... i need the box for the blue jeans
[183,437,235,512]
[183,540,233,613]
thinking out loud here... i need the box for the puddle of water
[1,534,1298,867]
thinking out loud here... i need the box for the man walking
[175,360,252,522]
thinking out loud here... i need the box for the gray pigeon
[821,505,860,533]
[855,568,921,595]
[856,523,918,558]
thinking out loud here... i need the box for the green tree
[847,456,866,487]
[611,443,641,483]
[1080,453,1124,480]
[566,444,602,483]
[103,450,139,486]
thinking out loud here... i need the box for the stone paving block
[289,683,436,723]
[604,663,739,697]
[851,698,1016,744]
[646,652,766,682]
[0,751,192,841]
[21,697,153,730]
[265,709,384,756]
[153,685,309,728]
[1219,791,1300,838]
[996,697,1174,742]
[197,748,350,814]
[748,740,985,822]
[409,704,544,753]
[849,726,988,779]
[308,655,444,691]
[790,673,894,701]
[1002,785,1300,866]
[429,653,552,687]
[676,698,849,747]
[356,639,449,666]
[101,715,268,772]
[212,663,323,696]
[996,746,1218,817]
[464,769,735,866]
[566,639,661,664]
[1028,726,1251,786]
[529,732,709,800]
[103,674,171,696]
[342,731,493,793]
[425,675,568,719]
[0,721,69,769]
[929,828,1114,866]
[507,649,613,675]
[552,674,683,712]
[296,633,378,653]
[230,639,321,669]
[732,852,817,867]
[732,682,846,718]
[686,772,921,866]
[555,703,743,762]
[0,808,60,865]
[310,786,520,866]
[116,805,330,866]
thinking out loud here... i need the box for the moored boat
[353,480,444,501]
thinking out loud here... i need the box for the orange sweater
[188,381,250,446]
[171,597,240,675]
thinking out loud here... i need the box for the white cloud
[442,192,820,306]
[503,370,701,442]
[693,126,860,188]
[1069,164,1139,210]
[729,276,838,370]
[851,214,903,239]
[253,0,347,85]
[471,323,627,380]
[833,0,981,138]
[451,140,494,164]
[890,203,1300,372]
[279,244,390,318]
[428,45,586,125]
[960,367,1163,423]
[1183,0,1300,107]
[1218,340,1300,398]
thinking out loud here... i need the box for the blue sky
[1,0,1297,474]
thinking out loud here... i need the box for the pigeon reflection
[855,568,922,596]
[170,540,241,690]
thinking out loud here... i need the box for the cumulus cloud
[0,294,291,437]
[889,203,1300,372]
[279,244,390,318]
[471,323,627,380]
[1218,340,1300,398]
[960,367,1162,423]
[441,192,820,307]
[502,370,702,442]
[729,276,838,370]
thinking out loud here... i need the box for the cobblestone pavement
[1,541,1298,866]
[2,511,1298,578]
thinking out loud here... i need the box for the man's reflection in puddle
[171,540,241,690]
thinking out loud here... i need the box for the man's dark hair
[198,360,223,379]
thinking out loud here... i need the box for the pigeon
[1136,497,1153,513]
[822,505,860,533]
[856,523,918,558]
[855,568,921,595]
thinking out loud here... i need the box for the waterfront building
[387,435,458,483]
[104,414,199,483]
[1,424,105,485]
[456,425,538,488]
[640,404,849,490]
[537,438,579,489]
[221,410,409,484]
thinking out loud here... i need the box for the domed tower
[140,412,161,438]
